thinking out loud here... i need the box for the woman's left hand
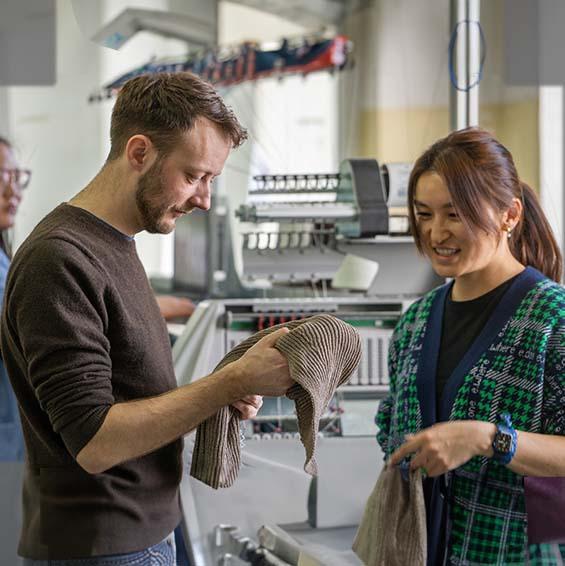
[388,420,495,477]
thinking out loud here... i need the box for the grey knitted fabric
[352,466,427,566]
[190,314,362,488]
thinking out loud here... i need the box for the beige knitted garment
[352,466,427,566]
[190,314,362,488]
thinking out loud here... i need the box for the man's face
[135,117,231,234]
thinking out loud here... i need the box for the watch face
[494,432,512,453]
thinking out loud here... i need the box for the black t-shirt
[436,273,521,409]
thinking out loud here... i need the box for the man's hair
[107,72,247,161]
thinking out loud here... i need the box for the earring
[505,225,513,239]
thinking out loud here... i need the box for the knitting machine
[236,159,408,292]
[172,296,415,566]
[168,159,443,564]
[171,159,441,301]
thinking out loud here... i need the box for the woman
[0,136,29,462]
[377,127,565,564]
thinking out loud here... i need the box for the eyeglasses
[0,168,32,189]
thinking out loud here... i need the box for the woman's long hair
[407,127,563,282]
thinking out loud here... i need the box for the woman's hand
[389,420,495,477]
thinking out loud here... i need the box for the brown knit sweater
[191,314,362,488]
[0,204,182,559]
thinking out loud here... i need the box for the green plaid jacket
[376,267,565,565]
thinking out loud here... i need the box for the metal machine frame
[173,296,412,565]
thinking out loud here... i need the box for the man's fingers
[241,395,263,409]
[232,400,258,420]
[233,396,263,414]
[232,400,245,412]
[255,327,290,348]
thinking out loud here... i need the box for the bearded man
[1,72,293,565]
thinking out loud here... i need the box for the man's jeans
[22,532,176,565]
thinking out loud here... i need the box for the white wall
[338,0,451,158]
[219,1,338,179]
[539,86,563,256]
[7,0,104,247]
[0,89,9,136]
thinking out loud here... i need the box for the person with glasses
[0,138,31,257]
[0,135,29,464]
[0,136,29,566]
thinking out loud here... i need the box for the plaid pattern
[376,278,565,565]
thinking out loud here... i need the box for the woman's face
[0,143,24,230]
[413,172,507,280]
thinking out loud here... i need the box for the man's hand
[77,327,293,474]
[232,395,263,419]
[155,295,195,320]
[234,327,294,397]
[388,420,495,477]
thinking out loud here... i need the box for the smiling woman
[408,127,562,289]
[376,127,565,565]
[411,170,525,299]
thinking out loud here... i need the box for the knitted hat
[190,314,362,488]
[352,466,427,566]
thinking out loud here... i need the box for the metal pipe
[449,0,481,130]
[450,0,466,130]
[468,0,481,126]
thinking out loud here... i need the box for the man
[1,72,294,564]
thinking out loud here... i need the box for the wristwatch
[491,413,517,465]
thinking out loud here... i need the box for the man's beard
[135,159,174,234]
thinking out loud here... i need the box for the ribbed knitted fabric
[190,314,362,488]
[352,467,427,566]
